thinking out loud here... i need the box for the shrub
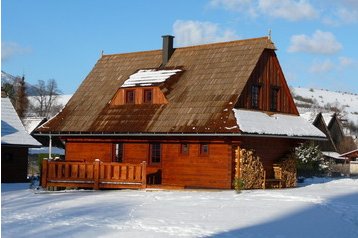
[295,142,327,177]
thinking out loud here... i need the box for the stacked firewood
[236,148,265,189]
[280,156,297,188]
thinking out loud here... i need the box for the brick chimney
[162,35,175,66]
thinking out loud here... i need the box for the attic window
[121,69,182,88]
[251,85,261,109]
[270,86,280,111]
[143,89,153,103]
[126,90,135,104]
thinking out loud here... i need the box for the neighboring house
[303,112,357,154]
[35,36,324,189]
[327,113,357,154]
[1,95,42,182]
[312,113,338,152]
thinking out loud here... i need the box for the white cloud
[338,56,353,67]
[173,20,238,47]
[288,30,342,55]
[258,0,318,21]
[1,42,31,62]
[209,0,318,21]
[309,59,334,73]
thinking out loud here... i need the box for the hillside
[291,87,358,134]
[1,71,39,96]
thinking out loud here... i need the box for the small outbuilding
[1,95,42,182]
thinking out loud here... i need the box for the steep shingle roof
[38,37,278,134]
[1,98,42,146]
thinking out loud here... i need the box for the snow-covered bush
[295,142,326,177]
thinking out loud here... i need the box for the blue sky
[2,0,358,94]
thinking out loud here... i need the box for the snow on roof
[22,117,46,133]
[121,69,181,88]
[233,109,326,138]
[1,98,42,146]
[322,151,346,160]
[299,112,333,125]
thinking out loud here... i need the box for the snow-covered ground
[293,87,358,126]
[2,178,358,238]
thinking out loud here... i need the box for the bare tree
[30,79,62,118]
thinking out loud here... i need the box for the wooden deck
[41,160,147,190]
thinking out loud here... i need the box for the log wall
[64,139,233,189]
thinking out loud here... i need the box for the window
[180,143,189,155]
[200,144,209,156]
[270,86,280,111]
[125,90,135,104]
[251,85,260,109]
[150,143,161,164]
[114,143,123,162]
[143,89,153,103]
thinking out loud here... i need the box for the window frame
[270,86,280,112]
[125,89,135,104]
[180,143,189,156]
[143,89,153,104]
[251,84,261,109]
[199,143,209,156]
[150,143,161,164]
[113,143,124,162]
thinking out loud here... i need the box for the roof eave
[33,131,327,140]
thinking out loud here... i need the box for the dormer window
[125,90,135,104]
[143,89,153,104]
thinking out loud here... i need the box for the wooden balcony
[41,159,147,190]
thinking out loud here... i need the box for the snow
[322,151,346,160]
[22,117,46,133]
[233,109,326,138]
[121,69,182,88]
[2,178,358,238]
[1,97,41,146]
[27,94,72,109]
[293,87,358,126]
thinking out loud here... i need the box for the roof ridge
[101,36,273,58]
[175,36,273,50]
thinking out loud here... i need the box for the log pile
[280,155,297,188]
[235,148,265,189]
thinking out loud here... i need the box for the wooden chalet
[36,35,325,190]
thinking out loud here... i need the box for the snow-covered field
[293,87,358,126]
[2,178,358,238]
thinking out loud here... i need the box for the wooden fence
[41,159,147,190]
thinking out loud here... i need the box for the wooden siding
[236,50,298,115]
[64,138,234,189]
[240,137,300,177]
[110,87,168,106]
[65,142,113,162]
[1,146,29,182]
[161,143,233,189]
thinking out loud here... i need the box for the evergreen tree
[295,142,326,177]
[15,76,29,118]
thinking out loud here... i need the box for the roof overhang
[33,131,327,141]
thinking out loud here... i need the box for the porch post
[41,158,48,188]
[141,161,147,189]
[49,133,52,160]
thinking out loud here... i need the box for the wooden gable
[312,113,337,152]
[236,49,298,115]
